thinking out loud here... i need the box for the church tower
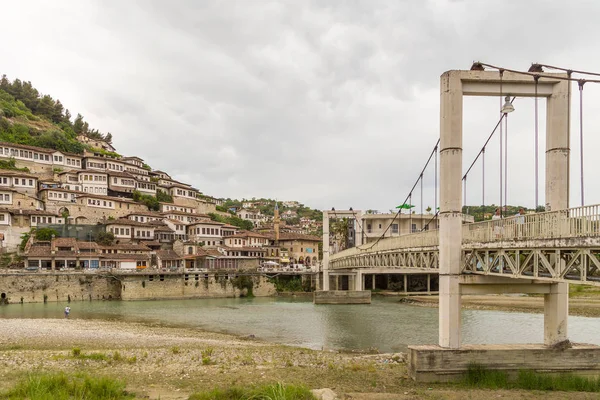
[274,201,280,245]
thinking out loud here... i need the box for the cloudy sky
[2,0,600,213]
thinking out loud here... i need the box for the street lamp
[501,95,515,114]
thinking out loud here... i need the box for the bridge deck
[329,205,600,285]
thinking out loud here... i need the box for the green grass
[464,363,600,392]
[188,382,315,400]
[0,372,134,399]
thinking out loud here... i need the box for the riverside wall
[0,272,276,304]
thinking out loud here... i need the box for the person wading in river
[64,306,71,319]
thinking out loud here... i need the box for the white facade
[78,171,108,195]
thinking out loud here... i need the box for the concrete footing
[313,290,371,304]
[408,343,600,382]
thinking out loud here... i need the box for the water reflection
[1,297,599,353]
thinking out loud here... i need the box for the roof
[221,224,239,230]
[26,245,52,257]
[98,243,151,251]
[6,209,58,216]
[161,210,208,217]
[189,219,224,226]
[126,211,164,218]
[38,188,79,194]
[265,232,321,242]
[227,231,269,239]
[100,253,149,261]
[220,246,267,252]
[0,141,55,153]
[76,193,137,204]
[53,237,77,249]
[77,242,99,250]
[143,240,162,247]
[105,218,151,227]
[122,156,144,161]
[77,170,107,175]
[0,170,37,179]
[107,170,136,178]
[156,249,182,261]
[57,170,80,176]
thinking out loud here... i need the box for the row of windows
[87,162,106,169]
[108,163,124,171]
[87,198,113,207]
[0,194,10,202]
[66,158,81,166]
[135,230,153,237]
[48,192,74,200]
[110,227,131,236]
[80,174,107,182]
[1,148,50,161]
[31,216,54,224]
[137,182,156,190]
[192,227,221,236]
[163,205,195,213]
[83,187,107,194]
[113,177,135,186]
[174,188,195,197]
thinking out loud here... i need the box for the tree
[96,231,115,246]
[35,227,59,241]
[64,109,72,123]
[105,132,113,143]
[73,114,84,134]
[330,218,351,250]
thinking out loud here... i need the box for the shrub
[1,372,133,399]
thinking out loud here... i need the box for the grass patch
[1,372,134,399]
[171,346,181,354]
[188,382,314,400]
[464,363,600,392]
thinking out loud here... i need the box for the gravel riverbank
[0,318,598,400]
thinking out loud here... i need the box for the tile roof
[0,170,38,179]
[156,249,182,260]
[100,253,149,261]
[52,238,77,248]
[105,218,150,227]
[98,243,151,251]
[0,141,55,153]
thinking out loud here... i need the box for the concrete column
[544,79,570,346]
[372,274,376,290]
[439,71,463,349]
[322,211,330,291]
[427,274,431,293]
[544,282,569,345]
[355,271,363,291]
[38,259,41,269]
[51,259,55,271]
[403,274,408,293]
[334,276,339,291]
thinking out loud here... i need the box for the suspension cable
[482,148,485,207]
[477,62,600,84]
[534,76,539,210]
[499,70,504,218]
[360,139,440,251]
[420,174,423,230]
[536,63,600,78]
[434,144,438,218]
[579,79,585,207]
[504,112,508,213]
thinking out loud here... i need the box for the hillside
[0,74,112,154]
[462,204,546,222]
[219,198,322,224]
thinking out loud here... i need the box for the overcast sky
[2,0,600,213]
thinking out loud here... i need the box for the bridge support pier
[544,282,569,346]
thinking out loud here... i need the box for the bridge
[317,65,600,381]
[327,204,600,286]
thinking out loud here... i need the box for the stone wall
[120,273,275,300]
[0,273,121,304]
[13,159,56,180]
[0,272,276,303]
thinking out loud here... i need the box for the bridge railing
[330,204,600,262]
[463,204,600,243]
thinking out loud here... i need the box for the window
[411,223,417,233]
[29,179,33,186]
[378,224,382,229]
[367,224,372,233]
[391,224,399,234]
[3,194,8,201]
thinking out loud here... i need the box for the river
[1,297,599,353]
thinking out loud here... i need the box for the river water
[1,297,599,353]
